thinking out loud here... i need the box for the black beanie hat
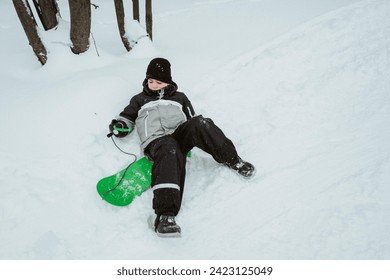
[146,58,173,84]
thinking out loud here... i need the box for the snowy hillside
[1,0,389,259]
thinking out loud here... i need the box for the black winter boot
[155,215,181,237]
[230,157,256,178]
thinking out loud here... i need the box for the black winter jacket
[119,79,196,150]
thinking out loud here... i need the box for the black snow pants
[144,115,239,216]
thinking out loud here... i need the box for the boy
[109,58,255,237]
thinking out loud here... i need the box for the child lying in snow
[109,58,255,237]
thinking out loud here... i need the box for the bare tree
[69,0,91,54]
[32,0,58,30]
[13,0,154,63]
[132,0,140,22]
[114,0,132,52]
[13,0,47,65]
[145,0,152,41]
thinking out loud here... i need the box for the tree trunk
[114,0,132,52]
[31,0,45,28]
[145,0,152,41]
[36,0,58,30]
[69,0,91,54]
[12,0,47,65]
[132,0,139,22]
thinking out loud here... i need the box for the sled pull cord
[103,133,138,197]
[108,134,137,157]
[101,160,135,197]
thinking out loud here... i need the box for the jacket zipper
[158,89,164,99]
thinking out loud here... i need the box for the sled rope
[109,135,137,156]
[102,135,138,197]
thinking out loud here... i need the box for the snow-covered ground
[1,0,389,259]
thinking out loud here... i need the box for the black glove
[108,119,131,138]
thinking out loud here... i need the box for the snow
[1,0,389,260]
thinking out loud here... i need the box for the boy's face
[147,78,169,91]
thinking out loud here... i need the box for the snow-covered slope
[0,0,389,259]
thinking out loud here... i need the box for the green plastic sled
[97,157,153,206]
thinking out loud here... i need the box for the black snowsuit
[119,80,239,216]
